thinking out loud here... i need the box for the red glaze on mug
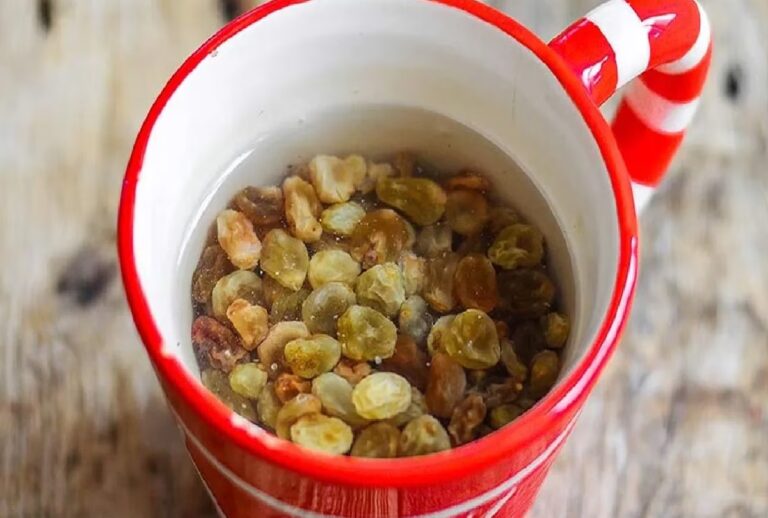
[118,0,710,516]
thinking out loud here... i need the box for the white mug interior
[131,0,620,397]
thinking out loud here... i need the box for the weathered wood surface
[0,1,766,516]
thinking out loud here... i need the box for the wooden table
[1,1,766,516]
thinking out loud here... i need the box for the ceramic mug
[118,0,711,516]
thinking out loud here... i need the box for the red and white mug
[118,0,711,516]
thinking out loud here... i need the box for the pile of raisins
[191,153,569,457]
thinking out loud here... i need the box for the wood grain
[1,1,766,517]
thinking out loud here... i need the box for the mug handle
[549,0,712,210]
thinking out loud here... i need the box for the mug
[118,0,711,516]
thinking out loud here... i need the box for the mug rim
[118,0,638,488]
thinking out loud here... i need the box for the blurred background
[0,0,766,516]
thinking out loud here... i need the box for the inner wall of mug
[132,0,619,391]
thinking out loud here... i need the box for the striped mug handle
[549,0,712,210]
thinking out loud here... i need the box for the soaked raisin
[497,269,555,318]
[488,403,524,429]
[256,382,281,430]
[500,339,528,384]
[398,251,426,296]
[448,393,487,446]
[423,253,459,313]
[202,369,256,420]
[302,282,356,336]
[229,363,269,399]
[379,334,429,391]
[233,186,284,233]
[352,372,412,420]
[192,316,247,373]
[414,223,452,258]
[398,295,433,346]
[511,321,547,364]
[309,155,366,204]
[444,172,490,192]
[211,270,264,320]
[355,263,406,317]
[291,414,353,454]
[385,386,427,428]
[349,209,414,269]
[226,299,269,350]
[488,224,544,270]
[483,378,523,409]
[257,321,310,375]
[192,245,233,305]
[399,415,451,457]
[375,177,447,226]
[216,209,262,269]
[308,250,360,289]
[445,190,488,236]
[269,288,310,323]
[454,254,498,312]
[333,358,372,385]
[320,202,366,236]
[275,393,322,439]
[311,372,369,429]
[283,175,322,242]
[528,350,560,398]
[337,305,397,361]
[542,312,570,349]
[427,315,456,356]
[358,161,394,194]
[351,422,401,458]
[487,207,522,236]
[425,352,467,418]
[443,309,500,370]
[274,373,312,403]
[284,334,342,379]
[260,229,310,291]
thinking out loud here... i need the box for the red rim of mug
[118,0,638,488]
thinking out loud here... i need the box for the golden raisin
[333,358,372,386]
[337,305,397,361]
[226,299,269,350]
[423,253,459,313]
[528,350,560,398]
[448,393,487,446]
[379,334,429,392]
[349,209,414,269]
[191,316,247,373]
[399,415,451,457]
[274,373,312,403]
[355,263,406,317]
[275,393,322,439]
[497,269,555,318]
[192,245,233,305]
[260,229,310,291]
[454,254,498,312]
[216,209,262,269]
[284,334,342,379]
[375,177,447,226]
[444,172,491,192]
[443,309,500,370]
[488,224,544,270]
[352,372,412,420]
[283,175,322,242]
[542,312,570,349]
[445,190,489,236]
[425,352,467,418]
[351,422,401,458]
[232,186,284,234]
